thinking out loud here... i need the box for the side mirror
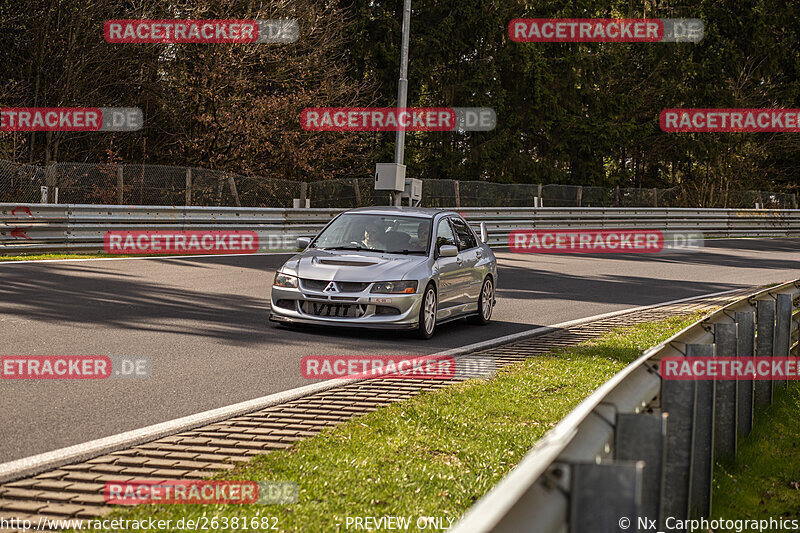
[480,222,488,243]
[439,244,458,258]
[297,237,311,251]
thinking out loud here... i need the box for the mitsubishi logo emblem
[324,282,337,292]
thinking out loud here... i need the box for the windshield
[311,214,432,255]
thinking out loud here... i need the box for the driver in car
[362,224,383,249]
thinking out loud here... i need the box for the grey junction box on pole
[374,163,406,192]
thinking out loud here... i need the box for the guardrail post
[576,186,582,207]
[213,177,223,206]
[228,176,241,207]
[713,323,737,460]
[661,359,697,524]
[755,299,775,406]
[45,162,57,203]
[653,188,658,207]
[688,343,715,520]
[615,413,666,528]
[185,168,192,206]
[300,182,308,208]
[774,293,792,389]
[352,179,362,207]
[569,462,642,533]
[117,165,124,204]
[735,311,755,438]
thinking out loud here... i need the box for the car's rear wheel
[468,276,494,325]
[416,284,437,339]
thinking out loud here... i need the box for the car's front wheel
[468,276,494,325]
[416,284,437,339]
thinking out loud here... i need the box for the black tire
[467,276,494,325]
[415,283,437,339]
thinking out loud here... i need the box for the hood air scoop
[315,258,379,267]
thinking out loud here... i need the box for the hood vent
[317,259,378,267]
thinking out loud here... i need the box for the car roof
[344,206,459,219]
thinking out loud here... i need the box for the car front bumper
[269,285,424,330]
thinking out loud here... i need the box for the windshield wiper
[321,245,385,252]
[385,249,427,255]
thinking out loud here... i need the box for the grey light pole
[392,0,412,206]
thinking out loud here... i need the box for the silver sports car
[269,207,497,338]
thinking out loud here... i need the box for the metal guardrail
[470,207,800,246]
[1,204,799,254]
[0,204,342,254]
[451,280,800,533]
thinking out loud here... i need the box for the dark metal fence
[1,160,796,209]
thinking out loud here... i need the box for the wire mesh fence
[0,159,796,209]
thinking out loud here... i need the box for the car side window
[451,218,477,250]
[435,218,456,251]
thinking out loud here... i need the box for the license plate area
[300,301,365,318]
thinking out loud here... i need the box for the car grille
[300,279,329,291]
[337,282,370,292]
[300,279,370,293]
[299,301,366,318]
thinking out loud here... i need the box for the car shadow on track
[0,262,536,351]
[268,317,539,352]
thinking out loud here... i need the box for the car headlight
[371,280,417,294]
[274,272,299,288]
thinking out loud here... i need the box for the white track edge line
[0,287,743,483]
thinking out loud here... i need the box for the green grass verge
[0,253,117,261]
[76,311,707,532]
[0,251,294,261]
[712,383,800,528]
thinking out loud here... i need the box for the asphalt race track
[1,238,798,463]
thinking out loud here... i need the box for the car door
[450,216,482,308]
[433,217,463,316]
